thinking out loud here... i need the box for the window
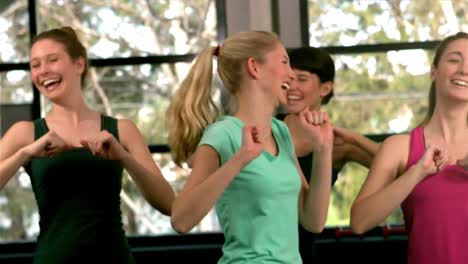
[0,0,221,241]
[306,0,467,227]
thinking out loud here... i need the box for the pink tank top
[401,127,468,264]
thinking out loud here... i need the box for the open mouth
[41,78,61,90]
[281,83,290,90]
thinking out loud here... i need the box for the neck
[234,85,276,130]
[48,100,96,124]
[426,102,468,143]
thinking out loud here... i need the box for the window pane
[324,50,433,135]
[0,153,220,241]
[308,0,467,46]
[37,0,217,58]
[122,153,220,236]
[0,70,32,104]
[323,49,434,227]
[0,167,38,241]
[0,0,29,63]
[41,63,223,144]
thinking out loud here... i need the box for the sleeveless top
[25,115,135,264]
[401,126,468,264]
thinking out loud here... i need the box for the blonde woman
[167,31,333,263]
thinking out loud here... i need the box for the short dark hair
[289,47,335,105]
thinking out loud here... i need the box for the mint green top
[199,116,302,264]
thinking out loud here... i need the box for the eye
[30,63,39,69]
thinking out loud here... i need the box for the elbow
[301,220,326,234]
[170,215,192,234]
[350,219,367,235]
[170,205,193,234]
[307,225,325,234]
[349,207,368,235]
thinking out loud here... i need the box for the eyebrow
[446,51,463,57]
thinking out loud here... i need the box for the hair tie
[213,45,221,57]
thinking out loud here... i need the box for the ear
[319,81,333,98]
[246,57,260,79]
[74,57,86,76]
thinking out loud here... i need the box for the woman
[0,27,175,263]
[279,46,381,263]
[350,32,468,264]
[167,31,333,263]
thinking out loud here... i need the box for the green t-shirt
[199,116,302,264]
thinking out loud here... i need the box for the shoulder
[377,133,410,171]
[202,116,240,140]
[115,118,142,138]
[4,121,35,140]
[381,134,410,149]
[0,121,35,153]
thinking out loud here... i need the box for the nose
[288,67,296,81]
[460,58,468,75]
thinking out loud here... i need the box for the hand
[239,125,264,163]
[24,131,70,158]
[456,154,468,171]
[80,130,127,160]
[298,109,334,150]
[416,145,448,178]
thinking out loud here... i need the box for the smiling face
[431,38,468,103]
[30,39,84,100]
[257,43,295,107]
[285,69,329,114]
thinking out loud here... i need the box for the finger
[306,111,313,124]
[318,111,324,124]
[312,111,320,125]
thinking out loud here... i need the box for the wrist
[18,146,33,163]
[410,162,428,182]
[234,149,255,168]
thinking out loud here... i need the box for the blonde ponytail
[166,47,220,165]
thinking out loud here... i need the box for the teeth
[452,80,467,87]
[42,79,60,86]
[281,83,290,90]
[287,95,302,100]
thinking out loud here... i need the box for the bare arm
[0,122,34,189]
[0,121,69,189]
[333,143,374,169]
[118,119,175,216]
[350,135,447,234]
[294,110,334,233]
[170,125,262,233]
[298,145,333,233]
[334,126,380,157]
[80,119,176,215]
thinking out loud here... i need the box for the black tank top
[25,115,135,264]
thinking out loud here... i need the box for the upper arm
[354,135,409,203]
[334,143,373,169]
[0,121,34,162]
[180,145,220,194]
[117,119,160,172]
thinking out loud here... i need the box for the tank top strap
[101,114,120,142]
[33,118,49,140]
[405,126,426,171]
